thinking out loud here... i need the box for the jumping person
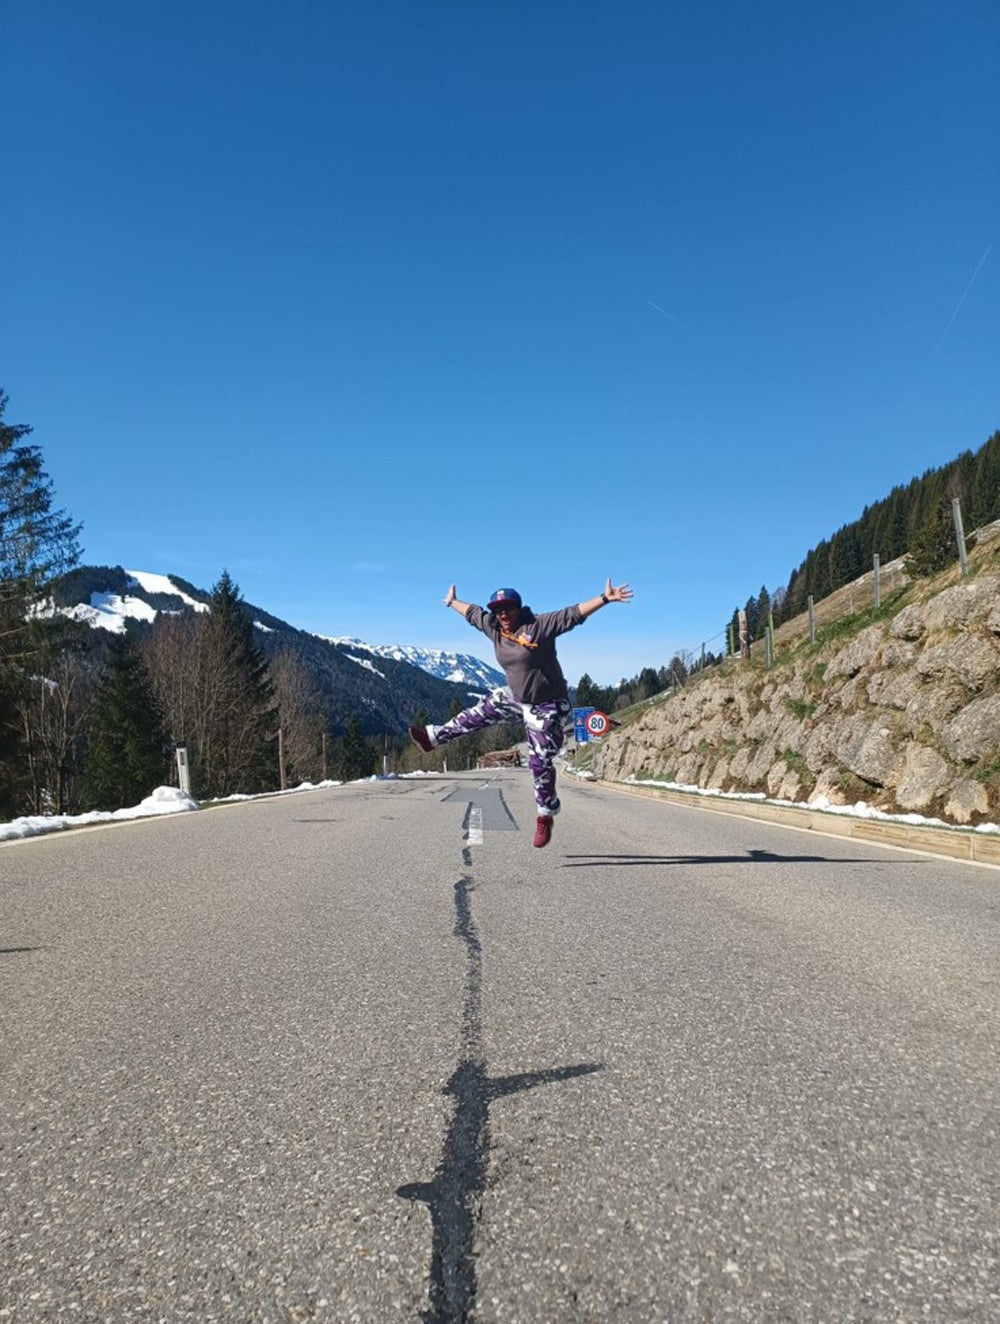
[408,579,633,847]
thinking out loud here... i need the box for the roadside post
[175,742,191,796]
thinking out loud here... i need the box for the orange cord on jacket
[499,626,538,649]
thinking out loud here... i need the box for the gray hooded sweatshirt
[465,603,585,705]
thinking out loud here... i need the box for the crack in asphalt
[398,863,602,1322]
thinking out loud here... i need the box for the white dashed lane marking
[443,784,519,837]
[465,806,484,844]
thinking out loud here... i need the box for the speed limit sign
[585,710,611,737]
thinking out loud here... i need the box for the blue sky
[4,1,997,685]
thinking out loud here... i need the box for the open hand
[605,578,634,603]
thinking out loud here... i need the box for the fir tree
[0,390,82,649]
[743,595,760,643]
[335,716,375,780]
[970,431,1000,528]
[908,498,959,577]
[0,390,82,816]
[83,631,168,811]
[806,539,831,600]
[725,608,740,653]
[634,667,663,701]
[829,526,862,588]
[753,586,772,641]
[906,470,943,550]
[194,571,278,798]
[871,488,907,563]
[574,674,600,708]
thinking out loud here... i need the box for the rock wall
[595,570,1000,826]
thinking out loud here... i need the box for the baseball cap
[487,587,522,612]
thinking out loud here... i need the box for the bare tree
[270,648,328,784]
[142,611,200,765]
[16,642,98,813]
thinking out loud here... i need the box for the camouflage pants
[431,686,571,815]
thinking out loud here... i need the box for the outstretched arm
[443,584,473,616]
[578,578,634,620]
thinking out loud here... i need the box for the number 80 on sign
[584,710,611,737]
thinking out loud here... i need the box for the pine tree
[666,654,689,687]
[83,631,168,810]
[871,488,908,563]
[807,540,832,600]
[753,586,772,641]
[906,471,943,551]
[724,608,740,653]
[335,716,375,780]
[194,571,278,798]
[574,674,599,707]
[743,595,760,643]
[0,390,82,816]
[908,498,959,577]
[634,667,663,701]
[0,391,82,650]
[970,431,1000,528]
[829,526,862,588]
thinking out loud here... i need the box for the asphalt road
[1,770,998,1322]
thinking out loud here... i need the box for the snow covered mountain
[50,569,209,630]
[327,638,503,691]
[43,568,502,732]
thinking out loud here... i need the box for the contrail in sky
[647,299,682,325]
[927,240,994,364]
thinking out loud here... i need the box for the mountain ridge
[324,636,504,691]
[46,565,498,736]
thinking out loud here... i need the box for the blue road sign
[573,706,595,743]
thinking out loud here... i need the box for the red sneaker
[533,816,553,848]
[408,725,434,753]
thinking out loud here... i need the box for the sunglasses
[492,603,519,613]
